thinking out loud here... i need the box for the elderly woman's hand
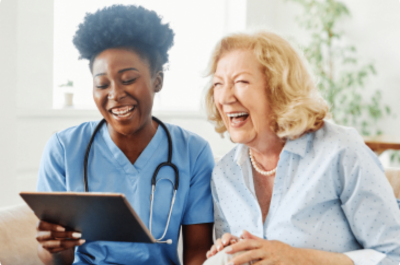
[223,230,354,265]
[206,233,240,258]
[223,230,296,265]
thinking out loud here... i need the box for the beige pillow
[0,204,42,265]
[385,167,400,199]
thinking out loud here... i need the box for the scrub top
[37,120,215,265]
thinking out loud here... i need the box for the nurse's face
[92,48,162,136]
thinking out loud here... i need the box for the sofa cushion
[385,167,400,199]
[0,204,42,265]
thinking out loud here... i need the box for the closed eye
[236,80,249,84]
[96,84,108,89]
[122,78,136,85]
[214,82,222,87]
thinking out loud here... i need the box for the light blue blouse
[37,120,214,265]
[212,121,400,265]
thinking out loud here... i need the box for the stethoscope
[83,116,179,244]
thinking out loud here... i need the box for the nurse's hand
[36,220,85,253]
[206,233,240,258]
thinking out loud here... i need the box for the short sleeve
[182,143,215,225]
[36,133,67,192]
[339,133,400,264]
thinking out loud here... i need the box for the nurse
[35,5,214,265]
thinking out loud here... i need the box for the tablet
[20,192,155,243]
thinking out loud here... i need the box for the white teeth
[111,106,134,115]
[226,112,248,118]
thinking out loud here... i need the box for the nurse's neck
[107,118,159,164]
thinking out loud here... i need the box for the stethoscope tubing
[83,116,179,244]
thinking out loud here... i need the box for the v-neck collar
[99,121,164,176]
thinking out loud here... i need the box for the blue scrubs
[37,120,215,265]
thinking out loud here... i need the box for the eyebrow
[213,71,254,79]
[94,67,139,77]
[118,67,139,74]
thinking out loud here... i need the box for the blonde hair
[205,31,329,140]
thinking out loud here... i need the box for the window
[53,0,246,111]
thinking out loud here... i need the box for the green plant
[59,80,74,88]
[390,151,400,165]
[286,0,390,136]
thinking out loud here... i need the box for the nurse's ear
[153,71,164,93]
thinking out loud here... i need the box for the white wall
[0,0,18,208]
[16,0,53,109]
[344,0,400,135]
[0,0,55,208]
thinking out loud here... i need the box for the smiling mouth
[109,105,135,118]
[227,112,249,124]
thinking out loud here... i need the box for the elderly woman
[35,5,214,265]
[203,31,400,265]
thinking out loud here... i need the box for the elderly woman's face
[213,49,272,144]
[92,48,162,136]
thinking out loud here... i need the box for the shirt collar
[234,144,249,167]
[283,132,311,158]
[233,132,311,165]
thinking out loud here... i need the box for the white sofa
[1,168,400,265]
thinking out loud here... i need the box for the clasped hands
[206,230,297,265]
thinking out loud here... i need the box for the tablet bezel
[20,191,156,243]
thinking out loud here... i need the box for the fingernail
[217,245,221,251]
[78,239,86,245]
[222,240,227,245]
[225,246,232,253]
[56,226,65,232]
[72,232,82,238]
[41,231,51,237]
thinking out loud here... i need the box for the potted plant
[286,0,399,163]
[59,80,74,107]
[286,0,391,136]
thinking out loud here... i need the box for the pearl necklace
[249,149,277,176]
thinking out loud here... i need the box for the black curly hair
[73,5,174,74]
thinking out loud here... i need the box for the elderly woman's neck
[247,132,285,169]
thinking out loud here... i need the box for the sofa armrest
[0,204,42,265]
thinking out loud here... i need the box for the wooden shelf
[363,135,400,154]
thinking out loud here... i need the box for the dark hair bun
[73,5,174,71]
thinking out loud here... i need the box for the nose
[214,82,236,106]
[107,82,126,101]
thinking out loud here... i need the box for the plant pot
[64,92,74,107]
